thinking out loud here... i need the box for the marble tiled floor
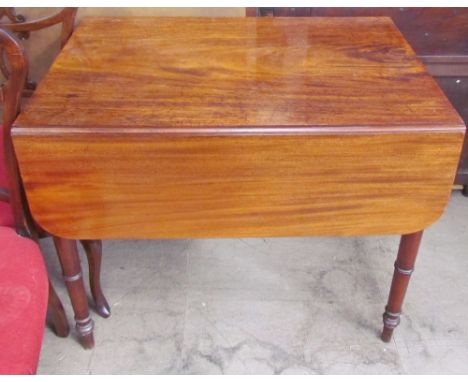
[37,192,468,374]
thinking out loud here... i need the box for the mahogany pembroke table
[11,17,465,348]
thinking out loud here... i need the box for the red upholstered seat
[0,226,48,375]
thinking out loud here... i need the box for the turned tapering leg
[53,237,94,349]
[47,280,70,337]
[80,240,111,318]
[381,230,423,342]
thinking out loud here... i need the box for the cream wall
[16,7,245,83]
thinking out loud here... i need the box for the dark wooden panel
[264,8,468,57]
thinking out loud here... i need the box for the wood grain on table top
[13,17,464,133]
[11,17,465,239]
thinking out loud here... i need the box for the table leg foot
[53,237,95,349]
[381,230,423,343]
[79,332,95,349]
[81,239,111,318]
[76,315,95,349]
[381,309,400,342]
[381,327,393,343]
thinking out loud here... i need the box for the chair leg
[381,230,423,342]
[462,185,468,197]
[47,279,70,337]
[53,237,94,349]
[80,240,111,318]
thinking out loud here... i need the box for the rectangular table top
[12,17,465,239]
[14,17,464,134]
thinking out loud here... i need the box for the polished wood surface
[12,17,464,240]
[13,133,462,239]
[250,8,468,189]
[14,17,462,129]
[10,16,466,346]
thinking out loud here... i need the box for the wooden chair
[0,7,77,96]
[0,8,110,347]
[0,29,64,373]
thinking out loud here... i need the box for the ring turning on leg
[381,230,423,342]
[53,237,95,349]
